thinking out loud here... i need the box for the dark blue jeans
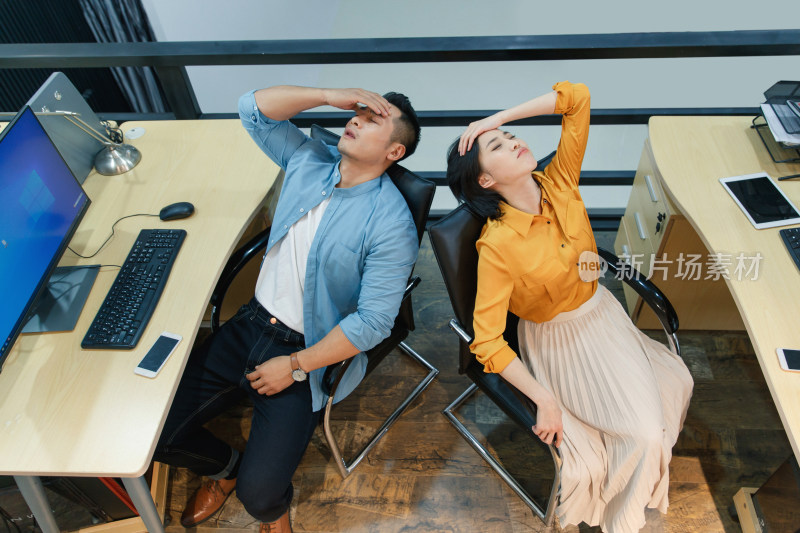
[153,298,319,522]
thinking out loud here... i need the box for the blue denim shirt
[238,91,418,412]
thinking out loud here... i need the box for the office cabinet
[614,140,745,330]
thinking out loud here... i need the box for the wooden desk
[645,116,800,460]
[0,119,280,531]
[624,117,800,531]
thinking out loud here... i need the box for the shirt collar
[533,169,552,187]
[332,161,385,197]
[499,201,535,237]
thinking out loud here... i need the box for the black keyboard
[780,227,800,271]
[81,229,186,349]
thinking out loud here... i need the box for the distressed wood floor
[151,232,795,532]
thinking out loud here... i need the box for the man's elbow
[342,309,396,352]
[238,92,258,127]
[361,310,396,347]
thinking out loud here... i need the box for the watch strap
[290,353,302,372]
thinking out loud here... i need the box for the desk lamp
[56,110,142,175]
[0,110,141,175]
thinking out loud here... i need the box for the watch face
[292,369,307,382]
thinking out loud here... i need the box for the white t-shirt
[254,197,331,333]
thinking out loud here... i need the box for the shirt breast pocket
[566,198,592,241]
[519,257,568,304]
[322,241,363,310]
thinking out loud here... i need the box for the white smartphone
[777,348,800,373]
[134,332,182,378]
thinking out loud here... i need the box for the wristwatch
[290,353,307,382]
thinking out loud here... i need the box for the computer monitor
[0,106,93,371]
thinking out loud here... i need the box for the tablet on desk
[720,173,800,229]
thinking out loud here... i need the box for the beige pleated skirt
[517,284,693,533]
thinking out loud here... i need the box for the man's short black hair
[383,92,420,161]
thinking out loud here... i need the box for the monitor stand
[22,265,100,334]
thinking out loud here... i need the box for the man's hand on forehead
[323,88,391,117]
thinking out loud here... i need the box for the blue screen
[0,107,90,364]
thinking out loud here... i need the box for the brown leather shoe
[259,510,292,533]
[180,477,236,527]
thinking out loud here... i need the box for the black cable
[68,213,158,259]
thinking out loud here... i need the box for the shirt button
[270,317,277,324]
[251,114,257,122]
[561,244,566,247]
[322,191,326,196]
[283,224,288,229]
[300,208,305,213]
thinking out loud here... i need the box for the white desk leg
[13,476,60,533]
[122,476,164,533]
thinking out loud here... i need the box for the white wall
[140,0,800,211]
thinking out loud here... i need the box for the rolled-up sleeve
[546,81,591,189]
[338,218,418,351]
[238,90,311,169]
[471,239,517,373]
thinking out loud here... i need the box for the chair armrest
[210,226,271,331]
[596,247,679,335]
[451,317,560,458]
[404,276,420,299]
[450,318,539,424]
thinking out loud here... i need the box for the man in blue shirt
[154,85,420,533]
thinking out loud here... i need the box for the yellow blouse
[471,81,597,373]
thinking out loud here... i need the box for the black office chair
[209,124,438,479]
[428,203,680,526]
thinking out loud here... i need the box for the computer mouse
[159,201,195,221]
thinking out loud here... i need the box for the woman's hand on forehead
[459,113,505,155]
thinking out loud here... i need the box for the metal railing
[2,29,797,224]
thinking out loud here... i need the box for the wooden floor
[158,231,792,533]
[0,230,787,532]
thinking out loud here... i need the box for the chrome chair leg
[442,384,561,526]
[323,341,439,479]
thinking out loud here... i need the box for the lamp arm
[0,110,113,146]
[58,111,114,146]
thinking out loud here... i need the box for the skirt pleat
[517,285,693,533]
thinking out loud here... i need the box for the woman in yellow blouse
[446,81,693,533]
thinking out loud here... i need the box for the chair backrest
[429,204,521,374]
[428,150,556,374]
[428,204,483,340]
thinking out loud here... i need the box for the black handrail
[1,30,795,119]
[1,29,793,227]
[200,107,761,128]
[2,30,799,67]
[102,107,760,127]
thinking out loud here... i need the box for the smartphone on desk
[777,348,800,373]
[135,332,182,378]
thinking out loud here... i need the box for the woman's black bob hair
[445,137,506,220]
